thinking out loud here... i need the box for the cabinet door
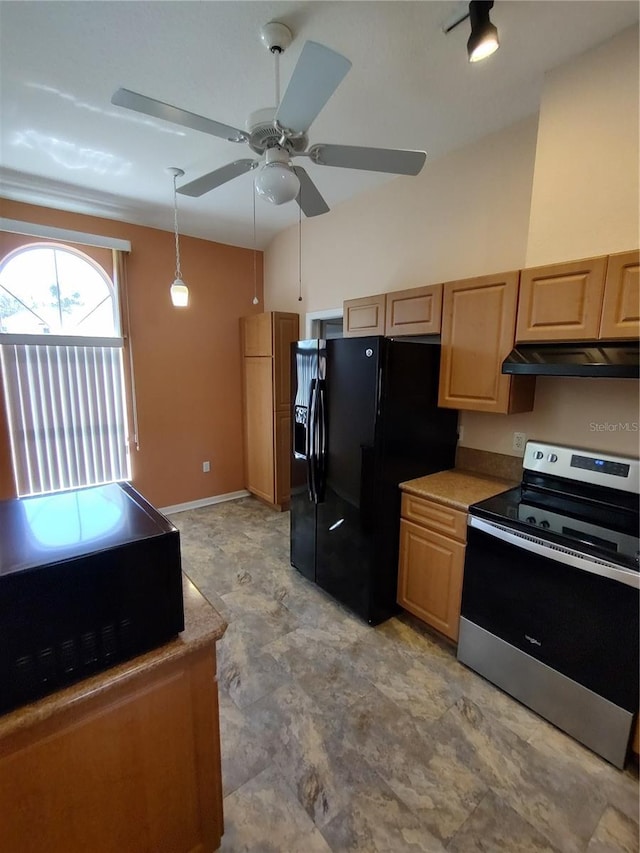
[599,250,640,340]
[242,312,273,356]
[273,312,299,411]
[343,294,386,337]
[397,519,465,641]
[385,284,443,336]
[0,647,222,853]
[516,257,607,342]
[243,357,275,503]
[274,409,291,507]
[438,272,535,414]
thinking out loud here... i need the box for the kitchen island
[0,574,227,853]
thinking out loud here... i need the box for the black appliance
[458,441,639,768]
[291,336,458,624]
[502,340,639,378]
[0,482,184,714]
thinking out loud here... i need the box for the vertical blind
[1,341,130,496]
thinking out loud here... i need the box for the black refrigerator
[291,336,458,625]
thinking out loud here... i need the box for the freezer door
[290,340,325,581]
[316,337,381,620]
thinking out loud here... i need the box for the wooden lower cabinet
[0,645,223,853]
[243,356,275,504]
[397,494,467,642]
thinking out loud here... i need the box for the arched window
[0,243,130,496]
[0,243,119,337]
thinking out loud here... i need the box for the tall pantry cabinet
[241,311,299,510]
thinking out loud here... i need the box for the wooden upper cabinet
[242,311,274,356]
[343,294,386,337]
[385,284,443,336]
[273,312,299,410]
[438,271,535,414]
[516,256,607,342]
[599,250,640,340]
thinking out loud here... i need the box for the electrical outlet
[512,432,527,453]
[202,461,210,473]
[458,424,464,443]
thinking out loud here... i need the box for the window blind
[1,342,131,496]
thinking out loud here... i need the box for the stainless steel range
[458,441,639,768]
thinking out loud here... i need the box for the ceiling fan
[111,22,427,217]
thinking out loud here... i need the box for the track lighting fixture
[167,167,189,308]
[442,0,500,63]
[467,1,499,62]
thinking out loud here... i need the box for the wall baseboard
[159,489,250,516]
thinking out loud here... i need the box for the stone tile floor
[170,497,639,853]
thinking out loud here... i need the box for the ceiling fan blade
[308,144,426,176]
[111,88,248,143]
[177,160,255,197]
[293,167,330,217]
[275,41,351,133]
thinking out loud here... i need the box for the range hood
[502,341,639,378]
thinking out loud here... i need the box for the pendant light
[167,167,189,307]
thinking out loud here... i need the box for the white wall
[526,26,639,266]
[265,115,538,314]
[264,26,640,460]
[462,25,639,458]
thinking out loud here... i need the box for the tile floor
[170,497,639,853]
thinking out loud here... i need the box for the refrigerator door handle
[315,381,327,501]
[307,380,318,503]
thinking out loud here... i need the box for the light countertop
[0,574,227,740]
[400,468,516,512]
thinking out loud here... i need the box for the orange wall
[0,199,264,507]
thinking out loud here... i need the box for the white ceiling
[1,1,638,250]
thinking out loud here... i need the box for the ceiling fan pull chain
[252,174,259,305]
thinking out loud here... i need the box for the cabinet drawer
[401,493,467,542]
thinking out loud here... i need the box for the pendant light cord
[173,174,182,281]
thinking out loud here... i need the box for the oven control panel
[524,442,639,494]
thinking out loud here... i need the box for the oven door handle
[469,516,640,589]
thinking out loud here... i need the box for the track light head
[467,1,499,63]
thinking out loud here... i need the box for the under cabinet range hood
[502,341,640,378]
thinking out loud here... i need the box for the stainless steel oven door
[458,517,639,768]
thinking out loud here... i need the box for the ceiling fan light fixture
[467,1,499,62]
[254,147,300,205]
